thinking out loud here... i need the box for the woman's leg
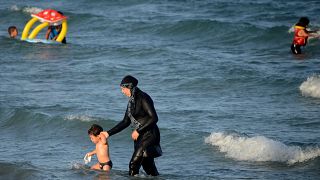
[141,157,159,176]
[129,146,144,176]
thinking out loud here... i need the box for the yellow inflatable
[21,9,67,43]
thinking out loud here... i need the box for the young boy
[86,124,113,171]
[291,17,319,54]
[8,26,18,38]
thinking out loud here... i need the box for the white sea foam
[299,75,320,98]
[288,26,294,33]
[71,162,83,169]
[70,162,88,170]
[65,115,95,122]
[10,5,42,14]
[205,132,320,164]
[22,7,43,14]
[10,5,20,11]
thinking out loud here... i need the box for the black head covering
[296,17,310,27]
[120,75,138,89]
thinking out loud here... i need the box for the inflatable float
[21,9,67,43]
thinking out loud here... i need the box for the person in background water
[101,75,162,176]
[45,24,66,44]
[8,26,18,38]
[45,11,67,44]
[291,17,319,54]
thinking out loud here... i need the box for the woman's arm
[106,110,131,137]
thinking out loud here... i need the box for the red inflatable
[31,9,66,24]
[21,9,68,43]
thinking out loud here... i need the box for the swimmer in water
[291,17,320,54]
[45,24,67,44]
[8,26,18,38]
[45,11,67,44]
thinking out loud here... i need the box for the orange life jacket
[293,26,308,46]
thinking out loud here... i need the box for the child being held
[86,124,113,171]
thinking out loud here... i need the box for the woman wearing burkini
[103,75,162,176]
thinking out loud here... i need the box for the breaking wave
[205,132,320,165]
[300,75,320,98]
[10,5,42,14]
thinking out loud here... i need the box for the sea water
[1,0,320,179]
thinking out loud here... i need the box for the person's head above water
[8,26,18,38]
[120,75,138,97]
[88,124,103,137]
[57,11,64,15]
[88,124,103,144]
[55,24,62,31]
[296,17,310,28]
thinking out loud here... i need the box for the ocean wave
[299,75,320,98]
[0,108,50,128]
[158,19,224,35]
[0,108,83,129]
[0,108,115,132]
[0,161,39,179]
[7,5,97,23]
[205,132,320,165]
[154,19,240,41]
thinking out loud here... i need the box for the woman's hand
[100,131,110,139]
[131,130,139,141]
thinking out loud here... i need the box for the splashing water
[10,5,42,14]
[205,132,320,165]
[300,75,320,98]
[64,115,95,122]
[10,5,19,11]
[22,7,43,14]
[288,25,294,33]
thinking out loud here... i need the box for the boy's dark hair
[88,124,103,136]
[8,26,17,34]
[296,17,310,27]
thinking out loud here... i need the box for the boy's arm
[87,149,96,156]
[99,133,108,145]
[309,32,320,38]
[45,28,51,40]
[53,35,58,40]
[100,131,109,139]
[304,29,320,38]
